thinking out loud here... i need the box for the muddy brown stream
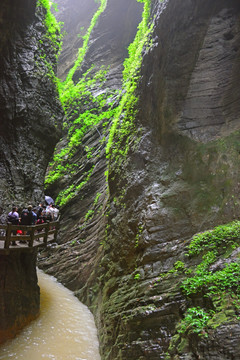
[0,269,101,360]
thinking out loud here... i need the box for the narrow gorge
[0,0,240,359]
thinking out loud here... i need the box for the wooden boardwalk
[0,221,60,254]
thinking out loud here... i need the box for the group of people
[5,203,59,245]
[7,203,60,227]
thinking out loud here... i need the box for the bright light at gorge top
[38,0,160,207]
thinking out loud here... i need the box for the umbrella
[45,195,54,205]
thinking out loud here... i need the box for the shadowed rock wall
[53,0,99,80]
[0,0,63,212]
[78,0,144,80]
[0,0,63,344]
[0,251,39,344]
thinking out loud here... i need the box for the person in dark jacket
[21,205,34,226]
[20,205,34,242]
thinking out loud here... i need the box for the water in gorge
[0,269,101,360]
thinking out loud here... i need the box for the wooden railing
[0,221,60,252]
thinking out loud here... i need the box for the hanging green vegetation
[187,221,240,256]
[181,221,240,302]
[43,0,118,190]
[42,0,156,207]
[63,0,107,86]
[37,0,63,55]
[105,0,154,161]
[56,165,95,206]
[177,307,214,338]
[165,220,240,357]
[173,221,239,342]
[45,76,118,186]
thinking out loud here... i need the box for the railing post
[54,221,59,242]
[5,223,12,249]
[29,226,35,247]
[44,222,50,246]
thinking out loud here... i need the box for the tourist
[21,205,34,226]
[32,208,38,225]
[46,204,53,221]
[41,205,47,222]
[7,206,19,245]
[36,203,44,219]
[52,205,60,221]
[20,205,34,242]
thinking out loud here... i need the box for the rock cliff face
[0,0,63,343]
[39,0,240,359]
[0,0,63,212]
[0,251,40,344]
[40,0,144,292]
[1,0,239,358]
[54,0,99,80]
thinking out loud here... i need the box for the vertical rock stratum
[0,0,63,211]
[0,0,63,344]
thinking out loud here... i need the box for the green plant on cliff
[187,221,240,256]
[41,0,119,207]
[55,165,95,206]
[37,0,63,55]
[45,91,118,186]
[135,224,144,247]
[165,220,240,357]
[43,0,160,209]
[182,262,240,297]
[62,0,107,91]
[43,0,156,208]
[44,62,121,188]
[84,192,102,222]
[55,0,108,108]
[174,221,240,340]
[177,307,214,337]
[105,0,154,163]
[35,0,63,121]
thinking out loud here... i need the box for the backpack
[7,213,14,223]
[7,212,18,225]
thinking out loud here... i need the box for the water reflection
[0,269,101,360]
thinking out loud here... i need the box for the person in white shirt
[52,205,59,221]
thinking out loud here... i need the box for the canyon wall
[0,0,63,343]
[0,0,63,212]
[0,251,39,344]
[0,0,239,358]
[40,0,240,359]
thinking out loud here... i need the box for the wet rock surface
[40,0,240,359]
[0,0,63,212]
[0,0,63,344]
[39,0,144,291]
[0,251,40,344]
[2,0,238,358]
[53,0,99,80]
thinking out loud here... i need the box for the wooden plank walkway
[0,221,60,255]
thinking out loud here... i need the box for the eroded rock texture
[0,0,63,212]
[0,0,63,344]
[0,251,39,344]
[54,0,99,80]
[40,0,143,291]
[39,0,240,359]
